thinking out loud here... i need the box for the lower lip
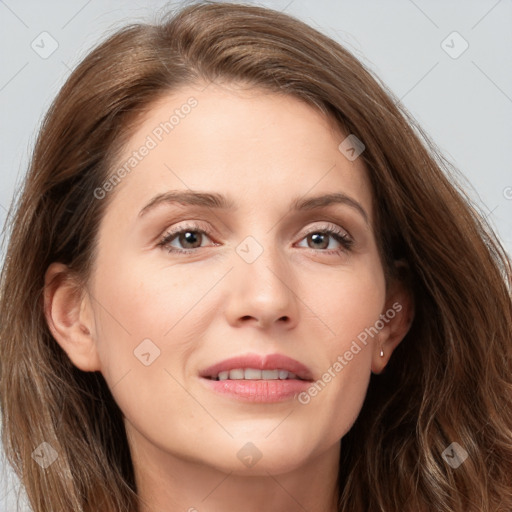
[200,377,312,403]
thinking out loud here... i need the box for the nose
[223,242,300,330]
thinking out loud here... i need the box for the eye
[296,224,354,255]
[158,223,216,254]
[157,222,354,256]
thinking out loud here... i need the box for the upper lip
[199,353,314,381]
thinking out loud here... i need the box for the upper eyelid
[161,220,349,235]
[160,221,352,245]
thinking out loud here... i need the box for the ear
[43,262,101,372]
[371,260,414,374]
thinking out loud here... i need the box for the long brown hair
[1,2,511,511]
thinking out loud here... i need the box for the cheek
[295,261,384,437]
[89,268,200,435]
[304,258,385,344]
[90,257,218,397]
[92,256,213,343]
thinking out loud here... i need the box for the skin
[44,82,412,512]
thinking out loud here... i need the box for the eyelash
[157,222,354,256]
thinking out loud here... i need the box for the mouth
[198,353,314,402]
[199,352,314,382]
[204,368,309,381]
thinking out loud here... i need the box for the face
[81,82,394,476]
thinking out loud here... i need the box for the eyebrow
[138,190,369,224]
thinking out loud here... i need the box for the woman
[0,2,510,511]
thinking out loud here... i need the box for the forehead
[105,83,373,223]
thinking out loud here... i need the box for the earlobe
[371,261,414,375]
[43,262,101,372]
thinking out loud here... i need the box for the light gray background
[1,1,511,510]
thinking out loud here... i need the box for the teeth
[262,369,279,379]
[229,368,244,379]
[244,368,261,380]
[213,368,300,381]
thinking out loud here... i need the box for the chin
[199,436,314,476]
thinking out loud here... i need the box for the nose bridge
[225,231,299,328]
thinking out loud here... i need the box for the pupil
[181,231,201,248]
[311,233,327,249]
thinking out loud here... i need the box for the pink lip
[200,378,311,403]
[199,353,314,381]
[198,353,314,403]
